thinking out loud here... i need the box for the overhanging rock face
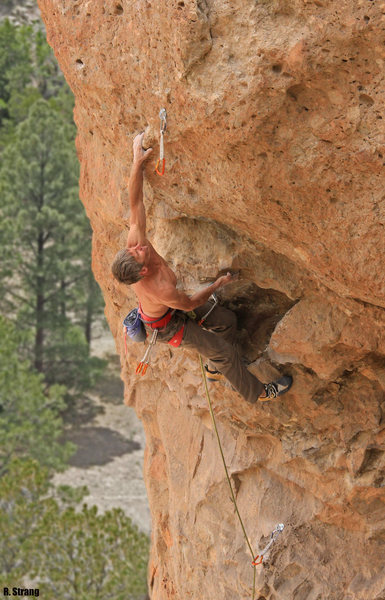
[38,1,385,598]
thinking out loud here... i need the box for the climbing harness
[139,306,185,348]
[127,281,219,372]
[199,355,284,600]
[133,291,217,376]
[155,108,167,176]
[133,305,185,375]
[252,523,285,566]
[139,306,175,329]
[198,293,218,326]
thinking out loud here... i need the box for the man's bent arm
[159,274,233,311]
[127,133,152,247]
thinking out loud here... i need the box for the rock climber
[111,132,292,402]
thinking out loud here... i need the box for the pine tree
[0,98,104,394]
[0,20,71,130]
[0,19,32,125]
[0,316,73,476]
[0,460,150,600]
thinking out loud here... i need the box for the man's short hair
[111,249,143,284]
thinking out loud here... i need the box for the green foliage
[37,504,149,600]
[0,322,148,597]
[43,321,105,393]
[0,20,147,600]
[55,483,89,507]
[0,20,72,130]
[0,316,74,476]
[0,21,103,395]
[0,459,53,580]
[0,20,32,125]
[0,318,147,597]
[0,31,105,395]
[0,460,150,600]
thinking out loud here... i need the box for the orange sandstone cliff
[38,1,385,598]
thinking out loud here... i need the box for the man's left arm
[158,274,233,311]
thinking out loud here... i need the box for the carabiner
[155,157,165,176]
[198,293,218,326]
[252,524,285,567]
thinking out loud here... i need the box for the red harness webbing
[138,305,184,348]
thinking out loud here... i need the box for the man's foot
[258,375,293,402]
[204,365,223,382]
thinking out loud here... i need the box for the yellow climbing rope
[199,355,257,600]
[199,355,285,597]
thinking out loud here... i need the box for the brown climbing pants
[150,301,264,404]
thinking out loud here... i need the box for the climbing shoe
[204,365,223,383]
[259,375,293,401]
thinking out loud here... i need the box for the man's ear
[140,266,148,277]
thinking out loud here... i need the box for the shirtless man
[111,133,292,403]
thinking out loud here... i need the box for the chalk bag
[123,308,147,352]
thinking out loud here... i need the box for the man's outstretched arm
[126,132,152,248]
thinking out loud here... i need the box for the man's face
[128,244,149,267]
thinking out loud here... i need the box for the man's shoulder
[134,273,173,295]
[133,278,173,315]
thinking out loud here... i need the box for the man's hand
[214,272,233,290]
[133,132,153,166]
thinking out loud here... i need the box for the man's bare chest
[151,260,177,290]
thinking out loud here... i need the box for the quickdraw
[155,108,167,176]
[252,524,285,566]
[198,293,218,326]
[136,329,158,376]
